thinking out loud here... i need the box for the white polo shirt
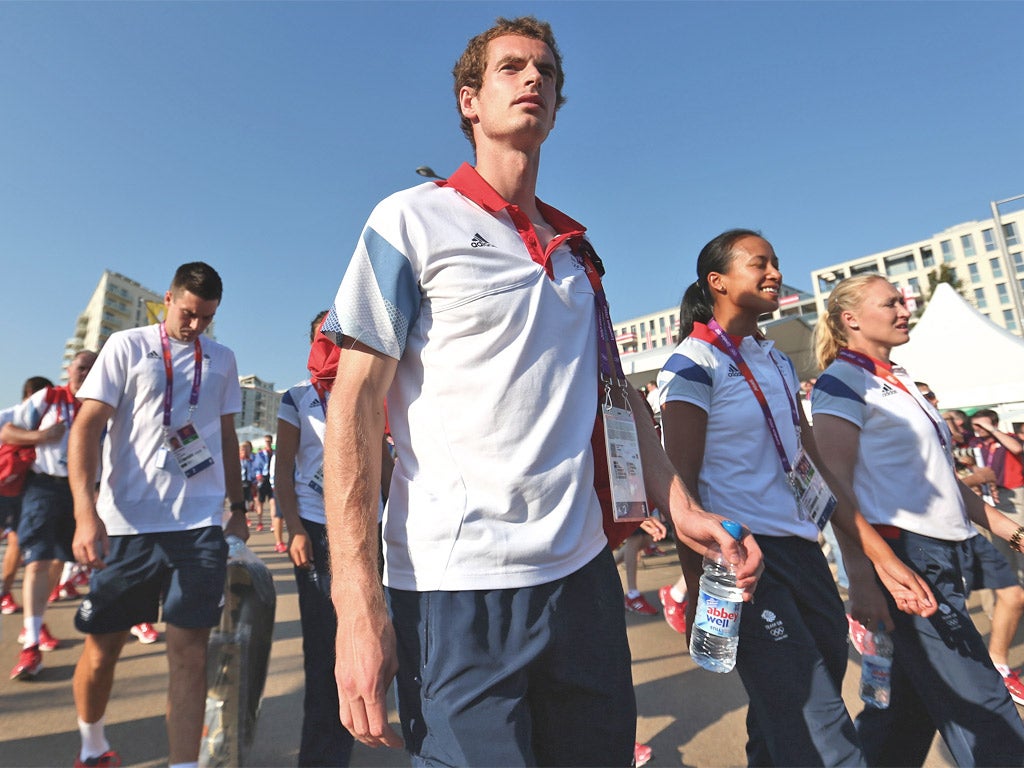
[657,323,817,541]
[323,163,606,591]
[76,324,242,535]
[277,382,328,526]
[10,386,76,478]
[812,355,974,541]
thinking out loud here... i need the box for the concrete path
[1,534,1013,766]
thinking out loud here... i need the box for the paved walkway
[0,534,1011,766]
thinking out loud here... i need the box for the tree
[926,264,964,299]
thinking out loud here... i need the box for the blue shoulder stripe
[364,227,420,344]
[662,353,713,387]
[814,373,865,404]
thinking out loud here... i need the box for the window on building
[1005,222,1021,247]
[960,234,976,258]
[974,288,988,309]
[983,228,997,252]
[659,317,666,331]
[940,240,955,262]
[991,257,1005,279]
[849,261,880,276]
[883,251,916,275]
[1004,309,1018,332]
[968,263,981,284]
[921,247,935,267]
[1014,252,1024,272]
[997,283,1010,304]
[907,277,921,296]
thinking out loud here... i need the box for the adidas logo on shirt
[470,233,493,248]
[727,364,743,378]
[146,350,161,359]
[881,383,898,397]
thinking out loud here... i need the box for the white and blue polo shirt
[812,356,974,541]
[657,323,816,540]
[324,163,607,592]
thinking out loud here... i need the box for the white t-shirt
[657,323,817,540]
[323,163,606,591]
[76,324,242,535]
[277,382,327,525]
[812,355,974,541]
[10,387,76,477]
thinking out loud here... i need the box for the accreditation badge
[788,446,836,530]
[602,406,649,522]
[167,422,216,478]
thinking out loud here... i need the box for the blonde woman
[812,274,1024,766]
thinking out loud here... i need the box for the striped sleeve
[657,341,715,414]
[323,204,422,360]
[811,366,867,428]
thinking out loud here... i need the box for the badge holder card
[590,253,649,523]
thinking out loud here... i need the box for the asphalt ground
[1,532,1016,767]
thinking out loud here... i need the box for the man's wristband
[229,501,246,513]
[1009,526,1024,554]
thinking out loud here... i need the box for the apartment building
[62,270,164,368]
[811,209,1024,333]
[236,375,282,435]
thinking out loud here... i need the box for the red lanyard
[706,318,798,475]
[159,323,203,429]
[836,348,949,455]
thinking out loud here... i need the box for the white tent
[897,282,1024,412]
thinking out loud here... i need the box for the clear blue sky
[2,1,1022,403]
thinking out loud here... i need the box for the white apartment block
[236,375,282,435]
[62,270,164,368]
[811,208,1024,334]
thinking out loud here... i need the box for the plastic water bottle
[859,624,893,709]
[690,520,745,673]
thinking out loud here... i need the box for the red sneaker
[274,542,288,553]
[1003,669,1024,706]
[256,523,265,532]
[48,581,80,602]
[624,593,658,615]
[659,584,688,635]
[130,623,159,644]
[634,742,653,768]
[642,543,667,557]
[10,644,42,680]
[74,749,122,767]
[70,568,91,588]
[38,623,59,652]
[0,591,19,614]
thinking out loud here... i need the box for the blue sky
[2,1,1022,402]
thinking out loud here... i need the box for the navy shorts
[390,547,636,767]
[75,526,228,634]
[0,494,22,534]
[17,473,74,564]
[257,478,274,503]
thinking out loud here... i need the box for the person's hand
[675,512,763,600]
[972,416,995,436]
[639,517,667,541]
[846,574,894,632]
[871,553,936,620]
[335,595,404,749]
[72,514,110,570]
[40,421,67,444]
[224,510,250,542]
[288,529,313,570]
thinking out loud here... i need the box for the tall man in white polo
[320,16,762,766]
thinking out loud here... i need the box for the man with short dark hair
[68,261,248,768]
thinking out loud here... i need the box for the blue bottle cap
[721,519,743,541]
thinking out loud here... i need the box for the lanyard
[159,323,203,430]
[706,318,798,475]
[836,348,949,455]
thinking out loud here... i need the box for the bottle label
[694,589,742,638]
[860,655,892,707]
